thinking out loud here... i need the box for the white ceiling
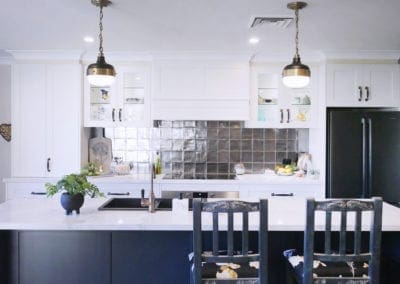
[1,0,400,56]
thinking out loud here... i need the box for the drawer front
[241,184,322,198]
[6,183,50,200]
[159,183,240,193]
[94,183,158,197]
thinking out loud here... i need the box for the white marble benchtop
[0,197,399,231]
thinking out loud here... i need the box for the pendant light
[282,2,310,88]
[87,0,116,87]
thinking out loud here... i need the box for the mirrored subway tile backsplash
[104,121,308,178]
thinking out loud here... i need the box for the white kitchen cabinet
[326,63,400,107]
[84,64,151,127]
[152,61,249,120]
[11,63,81,177]
[246,64,318,128]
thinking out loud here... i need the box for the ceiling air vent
[250,16,293,29]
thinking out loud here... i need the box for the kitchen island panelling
[1,198,399,284]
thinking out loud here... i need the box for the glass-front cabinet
[84,64,151,127]
[246,63,318,128]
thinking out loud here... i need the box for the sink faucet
[140,163,156,213]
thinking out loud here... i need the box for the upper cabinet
[246,64,319,128]
[151,61,250,120]
[326,63,400,107]
[84,64,151,127]
[12,63,82,177]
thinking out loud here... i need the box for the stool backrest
[304,197,382,283]
[193,199,268,284]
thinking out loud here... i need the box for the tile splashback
[105,121,308,178]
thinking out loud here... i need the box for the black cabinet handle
[365,86,370,102]
[31,192,46,195]
[112,108,115,122]
[280,109,284,123]
[46,158,51,172]
[271,193,294,197]
[119,108,122,122]
[358,86,363,101]
[107,192,130,196]
[286,109,290,123]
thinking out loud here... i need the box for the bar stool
[284,197,382,284]
[191,199,268,284]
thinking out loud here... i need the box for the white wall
[0,65,11,202]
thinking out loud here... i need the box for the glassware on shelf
[110,157,132,175]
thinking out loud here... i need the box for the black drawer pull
[107,192,130,196]
[31,192,46,195]
[271,193,294,197]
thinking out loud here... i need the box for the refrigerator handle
[361,118,367,198]
[367,118,372,197]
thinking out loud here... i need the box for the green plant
[81,162,101,176]
[45,173,104,198]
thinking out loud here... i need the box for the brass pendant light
[87,0,116,87]
[282,2,310,88]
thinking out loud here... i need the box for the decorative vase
[60,193,84,215]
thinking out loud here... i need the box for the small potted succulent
[45,173,104,215]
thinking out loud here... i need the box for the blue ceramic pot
[60,193,84,215]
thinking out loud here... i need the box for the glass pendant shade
[87,55,116,87]
[282,56,310,88]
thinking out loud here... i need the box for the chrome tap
[140,163,156,213]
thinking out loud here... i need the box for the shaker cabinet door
[11,64,47,177]
[46,64,82,177]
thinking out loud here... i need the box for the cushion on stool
[200,261,259,280]
[284,249,369,279]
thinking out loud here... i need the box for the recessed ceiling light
[249,37,260,44]
[84,36,94,43]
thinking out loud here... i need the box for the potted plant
[45,173,104,215]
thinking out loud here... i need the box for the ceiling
[1,0,399,56]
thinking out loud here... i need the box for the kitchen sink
[98,198,173,211]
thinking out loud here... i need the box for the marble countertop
[0,197,398,231]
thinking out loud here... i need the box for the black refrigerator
[326,108,400,203]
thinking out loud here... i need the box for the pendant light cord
[294,7,300,59]
[98,5,104,57]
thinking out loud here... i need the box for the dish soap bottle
[154,151,162,175]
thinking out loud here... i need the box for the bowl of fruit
[274,164,297,176]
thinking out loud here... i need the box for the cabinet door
[326,64,363,106]
[364,65,400,107]
[47,64,81,176]
[116,66,151,127]
[19,231,111,284]
[83,68,117,127]
[112,232,192,284]
[11,64,47,177]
